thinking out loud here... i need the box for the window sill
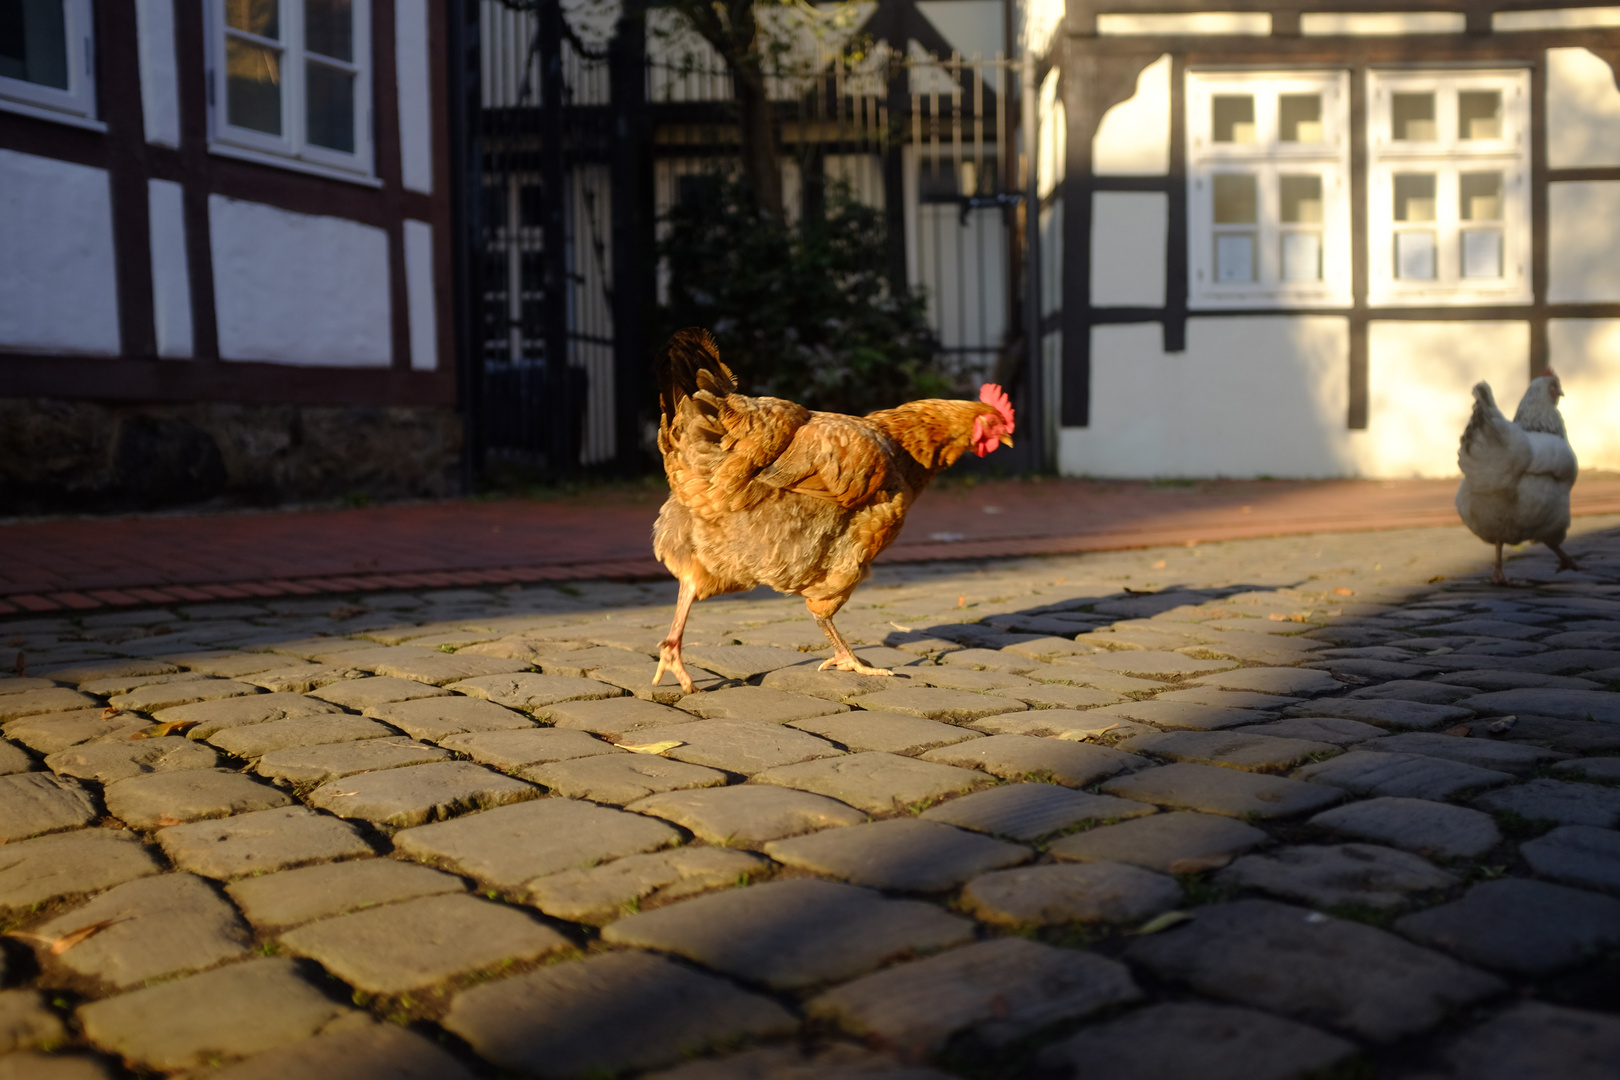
[1191,293,1354,310]
[1368,288,1533,307]
[0,97,106,132]
[208,141,382,188]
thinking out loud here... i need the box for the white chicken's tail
[1458,380,1532,490]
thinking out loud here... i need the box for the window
[0,0,97,124]
[209,0,373,178]
[1368,70,1530,305]
[1188,72,1351,308]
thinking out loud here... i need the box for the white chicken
[1455,373,1580,584]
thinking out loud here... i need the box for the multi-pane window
[0,0,97,123]
[211,0,372,176]
[1188,72,1351,308]
[1368,70,1530,304]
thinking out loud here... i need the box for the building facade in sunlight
[1030,0,1620,478]
[0,0,456,511]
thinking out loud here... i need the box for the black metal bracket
[959,191,1022,225]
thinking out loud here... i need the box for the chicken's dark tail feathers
[1460,381,1499,454]
[656,328,736,420]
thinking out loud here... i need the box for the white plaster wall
[1094,54,1170,176]
[209,196,391,366]
[396,0,434,194]
[147,179,192,359]
[916,1,1004,60]
[1058,317,1352,478]
[0,150,120,355]
[1300,11,1465,34]
[1549,319,1620,470]
[1091,192,1166,307]
[135,0,181,147]
[405,220,438,371]
[1549,181,1620,302]
[1547,48,1620,168]
[1360,321,1528,478]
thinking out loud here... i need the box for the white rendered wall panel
[147,179,193,359]
[397,0,435,194]
[1549,319,1620,470]
[0,150,120,355]
[1362,321,1528,478]
[135,0,181,147]
[1547,48,1620,169]
[1549,181,1620,302]
[1091,192,1166,307]
[1093,54,1170,176]
[1059,317,1351,478]
[404,219,438,371]
[209,195,391,366]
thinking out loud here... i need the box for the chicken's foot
[1490,542,1508,586]
[654,579,699,694]
[814,614,892,677]
[1549,542,1582,573]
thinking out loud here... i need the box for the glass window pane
[1216,234,1255,282]
[1279,94,1322,142]
[1393,173,1436,222]
[1462,229,1503,278]
[1392,93,1436,141]
[1460,171,1502,220]
[306,60,355,151]
[1459,91,1501,140]
[0,0,69,89]
[226,37,282,135]
[1213,174,1257,223]
[518,184,544,228]
[1280,175,1323,224]
[1281,232,1322,282]
[226,0,280,39]
[305,0,352,61]
[1212,95,1256,143]
[1396,232,1437,280]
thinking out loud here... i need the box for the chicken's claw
[654,643,698,694]
[818,655,894,677]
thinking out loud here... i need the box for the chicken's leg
[812,611,892,677]
[654,579,699,694]
[1549,542,1582,572]
[1491,542,1508,586]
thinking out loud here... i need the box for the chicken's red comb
[979,383,1015,430]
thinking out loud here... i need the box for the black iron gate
[455,0,1046,479]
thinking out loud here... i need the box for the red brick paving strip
[3,476,1618,613]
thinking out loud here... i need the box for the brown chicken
[651,328,1016,692]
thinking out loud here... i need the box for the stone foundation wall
[0,399,463,514]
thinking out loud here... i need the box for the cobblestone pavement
[3,517,1620,1079]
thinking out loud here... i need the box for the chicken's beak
[999,434,1014,448]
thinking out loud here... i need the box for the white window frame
[205,0,375,183]
[1187,70,1352,309]
[1368,68,1531,306]
[0,0,101,129]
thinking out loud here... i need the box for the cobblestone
[106,678,261,712]
[1232,716,1386,746]
[1118,730,1338,772]
[1435,1001,1620,1080]
[754,751,990,814]
[0,990,67,1054]
[788,710,979,754]
[444,951,796,1078]
[961,861,1181,926]
[1127,899,1505,1041]
[921,782,1152,839]
[0,829,161,911]
[154,692,343,738]
[528,847,766,924]
[103,768,291,828]
[1048,811,1269,872]
[764,818,1029,892]
[849,687,1026,724]
[306,761,537,826]
[1396,878,1620,975]
[0,773,100,841]
[1360,731,1567,776]
[541,695,700,736]
[525,752,728,803]
[393,797,678,888]
[206,715,396,758]
[225,857,466,928]
[1520,825,1620,893]
[1471,777,1620,827]
[30,872,249,987]
[626,785,866,846]
[1102,762,1341,819]
[280,893,571,994]
[43,736,219,783]
[308,675,451,708]
[1217,843,1457,908]
[255,736,451,783]
[2,709,146,753]
[1086,699,1278,731]
[190,1023,478,1080]
[0,688,97,722]
[675,685,849,723]
[156,805,372,878]
[449,672,624,711]
[361,696,535,740]
[601,878,975,989]
[1297,750,1514,801]
[1309,796,1503,858]
[76,958,364,1071]
[807,938,1140,1054]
